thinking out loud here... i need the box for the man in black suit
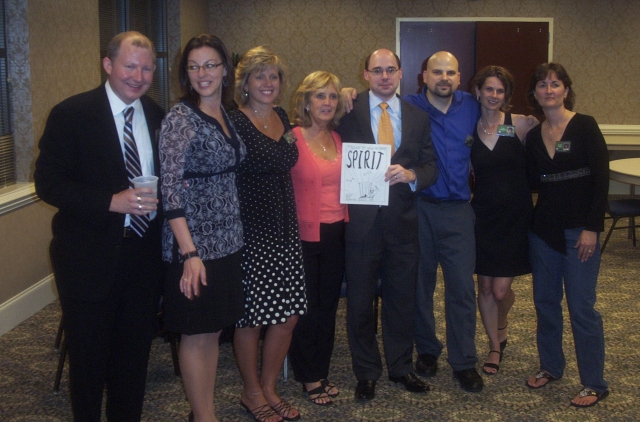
[34,31,165,421]
[336,49,438,400]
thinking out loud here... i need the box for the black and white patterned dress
[230,107,307,327]
[160,100,246,334]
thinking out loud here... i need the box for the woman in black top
[524,63,609,408]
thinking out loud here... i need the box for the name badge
[497,125,516,137]
[464,135,474,147]
[555,141,571,152]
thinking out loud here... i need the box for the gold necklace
[306,129,330,156]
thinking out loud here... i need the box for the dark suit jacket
[335,91,438,244]
[35,84,165,302]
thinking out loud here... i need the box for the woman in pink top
[289,71,348,406]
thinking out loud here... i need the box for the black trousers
[60,231,162,422]
[345,212,419,381]
[289,221,345,383]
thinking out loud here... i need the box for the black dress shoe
[415,353,438,377]
[389,372,430,393]
[354,380,376,401]
[453,368,484,393]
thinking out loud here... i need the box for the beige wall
[0,0,100,305]
[209,0,640,125]
[181,0,210,46]
[28,0,101,160]
[0,201,56,303]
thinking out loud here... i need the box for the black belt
[540,167,591,183]
[418,196,445,204]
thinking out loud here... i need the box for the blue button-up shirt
[404,88,479,201]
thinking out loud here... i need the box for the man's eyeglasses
[186,62,224,73]
[366,67,399,77]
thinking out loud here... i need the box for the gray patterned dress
[160,100,246,334]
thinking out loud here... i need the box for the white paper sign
[340,143,391,206]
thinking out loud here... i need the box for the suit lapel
[354,91,376,144]
[93,86,128,177]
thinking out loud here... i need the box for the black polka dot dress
[230,107,307,327]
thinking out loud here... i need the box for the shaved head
[423,51,461,106]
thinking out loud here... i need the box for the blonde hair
[292,71,344,129]
[234,46,286,106]
[107,31,155,63]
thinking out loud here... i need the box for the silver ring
[137,196,141,203]
[138,204,142,210]
[588,249,593,252]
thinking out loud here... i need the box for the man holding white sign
[335,48,438,401]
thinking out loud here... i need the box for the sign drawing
[340,143,391,206]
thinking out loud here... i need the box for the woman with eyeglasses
[229,46,306,422]
[524,63,609,408]
[159,34,245,422]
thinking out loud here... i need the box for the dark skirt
[163,249,244,335]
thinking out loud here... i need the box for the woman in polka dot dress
[229,46,306,422]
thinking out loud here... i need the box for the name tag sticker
[497,125,516,137]
[555,141,571,152]
[464,135,474,147]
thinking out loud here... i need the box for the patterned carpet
[1,221,638,421]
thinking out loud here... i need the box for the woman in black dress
[160,34,245,422]
[229,46,306,422]
[470,66,538,375]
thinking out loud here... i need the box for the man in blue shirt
[403,51,483,393]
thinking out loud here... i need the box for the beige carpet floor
[1,221,638,421]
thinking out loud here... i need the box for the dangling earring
[476,96,480,101]
[305,106,309,112]
[223,79,228,87]
[244,91,248,97]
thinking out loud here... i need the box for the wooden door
[399,21,475,96]
[398,19,550,116]
[475,22,549,116]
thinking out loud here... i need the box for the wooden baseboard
[0,274,58,336]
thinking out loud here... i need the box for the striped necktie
[123,107,149,237]
[378,102,395,155]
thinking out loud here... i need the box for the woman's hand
[575,230,598,262]
[180,256,207,300]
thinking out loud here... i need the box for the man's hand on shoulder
[341,87,358,113]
